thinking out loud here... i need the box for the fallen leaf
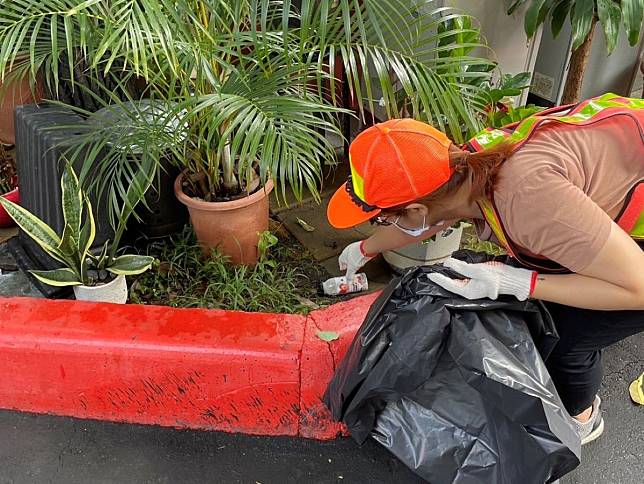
[316,330,340,342]
[296,217,316,232]
[629,373,644,405]
[158,261,172,274]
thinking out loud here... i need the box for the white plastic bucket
[383,225,464,274]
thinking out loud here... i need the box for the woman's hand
[428,259,536,301]
[432,224,644,310]
[339,241,376,278]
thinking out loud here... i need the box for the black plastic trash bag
[324,251,581,484]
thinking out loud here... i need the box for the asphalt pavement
[0,333,642,484]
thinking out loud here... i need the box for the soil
[180,169,262,203]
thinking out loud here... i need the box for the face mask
[392,215,434,237]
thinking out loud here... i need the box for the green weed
[129,226,326,314]
[461,226,506,256]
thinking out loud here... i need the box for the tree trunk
[561,20,597,104]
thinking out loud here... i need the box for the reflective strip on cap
[349,155,367,202]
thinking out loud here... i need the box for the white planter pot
[73,274,128,304]
[383,225,464,274]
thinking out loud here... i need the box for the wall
[581,26,643,100]
[531,16,643,104]
[445,0,543,104]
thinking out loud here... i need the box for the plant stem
[107,221,127,263]
[220,124,237,192]
[562,20,597,104]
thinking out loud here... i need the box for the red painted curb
[0,293,377,439]
[299,293,380,439]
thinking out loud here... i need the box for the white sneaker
[571,395,604,445]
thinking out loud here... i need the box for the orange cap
[327,119,453,229]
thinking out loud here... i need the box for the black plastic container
[12,103,186,297]
[127,158,187,240]
[12,104,113,298]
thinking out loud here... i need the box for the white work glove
[428,258,537,301]
[339,241,376,279]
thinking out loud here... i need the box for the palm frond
[2,0,496,209]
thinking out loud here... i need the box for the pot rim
[174,172,274,212]
[76,274,125,292]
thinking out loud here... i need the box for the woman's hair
[379,142,515,216]
[449,142,516,200]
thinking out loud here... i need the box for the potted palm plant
[0,164,154,303]
[1,1,492,265]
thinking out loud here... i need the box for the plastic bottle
[322,273,369,296]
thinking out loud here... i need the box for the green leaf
[50,13,59,92]
[257,231,278,259]
[89,240,110,270]
[316,331,340,342]
[488,88,505,103]
[508,0,529,15]
[501,72,533,90]
[571,0,596,50]
[56,224,83,279]
[107,254,155,275]
[597,0,622,53]
[261,259,277,269]
[30,268,82,287]
[60,163,83,241]
[79,195,96,277]
[622,0,644,46]
[0,197,64,263]
[551,0,572,38]
[525,0,549,37]
[50,164,86,278]
[537,0,556,26]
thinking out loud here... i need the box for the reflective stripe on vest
[619,184,644,241]
[468,93,644,269]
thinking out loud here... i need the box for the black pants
[543,302,644,416]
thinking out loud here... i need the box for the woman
[326,94,644,445]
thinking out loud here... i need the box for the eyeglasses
[370,214,395,226]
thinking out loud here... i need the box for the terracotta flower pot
[0,74,42,145]
[0,187,19,227]
[174,174,274,265]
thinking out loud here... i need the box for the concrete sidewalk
[1,333,641,484]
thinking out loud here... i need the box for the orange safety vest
[465,93,644,273]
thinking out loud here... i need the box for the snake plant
[0,164,153,287]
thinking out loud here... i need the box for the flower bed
[128,221,353,314]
